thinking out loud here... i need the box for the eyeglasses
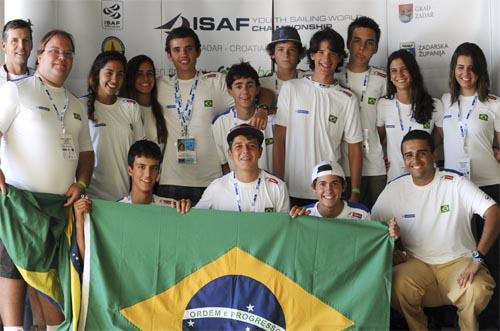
[44,47,74,58]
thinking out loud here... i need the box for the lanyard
[38,76,69,134]
[174,72,199,136]
[395,98,414,132]
[232,171,262,212]
[345,68,370,102]
[456,96,477,139]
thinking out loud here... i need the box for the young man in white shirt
[372,130,498,330]
[156,27,267,204]
[197,124,291,213]
[260,26,307,108]
[336,16,387,209]
[305,161,370,220]
[74,140,191,259]
[212,62,274,174]
[273,27,363,206]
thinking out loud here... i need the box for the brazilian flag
[0,186,82,331]
[79,200,393,330]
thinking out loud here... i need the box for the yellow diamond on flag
[121,247,353,330]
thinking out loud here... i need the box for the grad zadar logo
[399,3,413,23]
[156,13,250,33]
[120,247,353,329]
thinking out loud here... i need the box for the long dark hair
[87,51,127,122]
[449,42,489,104]
[120,55,167,144]
[386,49,434,124]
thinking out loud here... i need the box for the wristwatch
[472,250,485,264]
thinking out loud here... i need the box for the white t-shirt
[0,66,34,87]
[376,97,444,182]
[119,194,176,206]
[336,66,387,176]
[211,107,274,172]
[260,70,310,107]
[139,105,165,148]
[195,169,290,212]
[87,97,145,201]
[372,169,495,264]
[0,75,93,194]
[275,77,363,199]
[157,72,234,187]
[441,93,500,187]
[305,200,371,220]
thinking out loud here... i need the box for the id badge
[457,156,471,179]
[60,134,78,160]
[177,137,197,164]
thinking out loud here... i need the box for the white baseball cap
[311,161,345,183]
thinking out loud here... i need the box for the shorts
[0,238,22,279]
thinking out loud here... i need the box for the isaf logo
[156,13,250,34]
[102,0,123,30]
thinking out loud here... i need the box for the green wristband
[77,180,88,191]
[351,187,361,194]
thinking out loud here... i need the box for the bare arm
[273,124,286,179]
[457,204,499,288]
[347,142,362,202]
[477,204,499,256]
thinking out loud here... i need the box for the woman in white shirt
[120,55,168,147]
[441,42,500,198]
[377,49,443,182]
[85,51,145,200]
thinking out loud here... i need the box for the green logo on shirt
[130,124,134,131]
[265,138,274,145]
[73,113,81,121]
[204,100,213,107]
[328,115,338,124]
[367,97,377,105]
[423,122,431,129]
[479,114,488,121]
[440,204,450,213]
[264,207,274,213]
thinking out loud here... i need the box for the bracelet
[77,180,88,191]
[472,250,485,264]
[351,187,361,194]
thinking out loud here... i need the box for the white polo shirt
[376,97,443,182]
[336,66,387,176]
[195,169,290,212]
[211,107,274,172]
[0,75,93,194]
[372,169,495,264]
[275,77,363,199]
[441,93,500,187]
[87,97,145,201]
[157,72,234,188]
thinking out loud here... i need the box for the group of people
[0,14,497,330]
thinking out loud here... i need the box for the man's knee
[465,273,495,311]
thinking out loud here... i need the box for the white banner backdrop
[5,0,500,98]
